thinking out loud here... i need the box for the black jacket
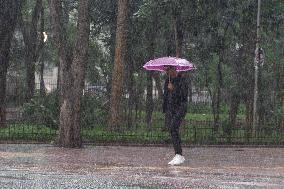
[163,74,188,113]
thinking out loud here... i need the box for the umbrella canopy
[143,57,196,72]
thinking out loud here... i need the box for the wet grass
[0,123,57,141]
[81,123,284,145]
[140,112,245,121]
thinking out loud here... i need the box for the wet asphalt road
[0,144,283,189]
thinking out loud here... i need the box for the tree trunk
[166,31,175,57]
[144,11,158,128]
[20,0,42,101]
[188,76,192,105]
[279,98,284,129]
[106,10,118,104]
[152,73,163,101]
[56,60,61,92]
[146,72,154,128]
[0,0,22,127]
[0,58,8,128]
[49,0,90,147]
[245,94,254,128]
[39,59,45,96]
[39,6,46,97]
[108,0,128,128]
[25,54,36,100]
[49,0,71,103]
[173,11,183,58]
[135,71,144,122]
[209,90,221,132]
[214,49,224,131]
[208,37,226,132]
[126,55,135,128]
[229,94,240,128]
[257,68,265,127]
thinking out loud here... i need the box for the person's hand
[168,82,174,91]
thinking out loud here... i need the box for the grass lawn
[0,123,57,141]
[149,111,245,121]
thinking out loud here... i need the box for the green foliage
[21,91,110,129]
[0,123,57,141]
[1,120,282,145]
[80,94,109,128]
[6,0,284,136]
[86,40,110,84]
[22,91,59,128]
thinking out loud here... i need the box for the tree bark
[229,94,240,128]
[279,98,284,129]
[152,73,163,100]
[214,46,224,131]
[144,8,158,128]
[146,72,154,128]
[126,55,135,128]
[188,76,192,105]
[20,0,43,101]
[135,71,144,122]
[49,0,90,147]
[39,6,46,96]
[245,92,254,128]
[0,0,22,127]
[173,11,183,58]
[39,60,45,96]
[106,4,118,104]
[0,57,8,127]
[108,0,128,128]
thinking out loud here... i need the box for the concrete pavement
[0,144,283,188]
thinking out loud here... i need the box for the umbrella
[143,56,196,72]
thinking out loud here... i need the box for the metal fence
[2,79,284,146]
[1,119,284,145]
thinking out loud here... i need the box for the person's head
[165,66,177,77]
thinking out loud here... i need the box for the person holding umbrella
[163,66,188,165]
[143,56,195,165]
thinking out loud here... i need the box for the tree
[171,0,185,58]
[49,0,90,147]
[20,0,43,101]
[38,6,46,97]
[108,0,128,128]
[0,0,22,127]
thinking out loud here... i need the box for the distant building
[35,66,58,93]
[191,89,212,104]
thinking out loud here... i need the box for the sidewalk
[0,144,283,188]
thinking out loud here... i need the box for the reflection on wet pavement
[0,144,284,188]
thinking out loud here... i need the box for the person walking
[163,66,188,165]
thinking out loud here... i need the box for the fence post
[194,126,197,144]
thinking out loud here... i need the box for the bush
[22,90,109,129]
[188,103,212,114]
[81,94,108,128]
[22,91,59,128]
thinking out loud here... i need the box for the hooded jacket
[162,74,188,113]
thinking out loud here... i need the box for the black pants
[165,104,187,155]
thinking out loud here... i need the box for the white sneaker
[168,154,185,165]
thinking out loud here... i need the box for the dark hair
[165,65,175,71]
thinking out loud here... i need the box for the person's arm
[162,79,168,113]
[180,77,188,104]
[175,77,188,116]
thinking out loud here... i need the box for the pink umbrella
[143,56,196,72]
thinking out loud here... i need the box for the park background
[1,0,283,147]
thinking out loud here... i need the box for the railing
[1,120,283,145]
[3,81,283,145]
